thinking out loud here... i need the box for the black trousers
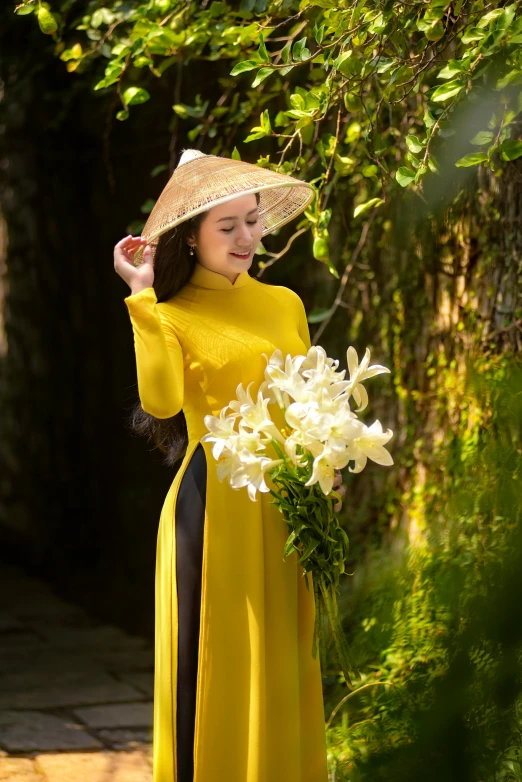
[175,442,207,782]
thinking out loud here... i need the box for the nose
[238,222,253,244]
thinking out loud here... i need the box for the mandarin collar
[188,261,252,291]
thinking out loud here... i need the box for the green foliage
[14,0,522,270]
[324,356,522,781]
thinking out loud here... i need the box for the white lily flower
[261,351,286,408]
[229,448,284,502]
[215,429,270,482]
[304,403,363,447]
[304,444,352,495]
[228,380,256,415]
[300,345,346,387]
[239,389,286,444]
[202,408,239,460]
[234,425,268,453]
[264,350,308,402]
[345,419,394,473]
[346,346,390,412]
[285,403,324,452]
[258,379,279,406]
[215,446,243,482]
[284,435,309,468]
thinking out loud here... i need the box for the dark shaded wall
[0,9,185,636]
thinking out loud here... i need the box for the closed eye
[221,220,259,233]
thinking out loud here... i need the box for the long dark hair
[130,191,261,468]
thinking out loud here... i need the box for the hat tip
[178,148,207,167]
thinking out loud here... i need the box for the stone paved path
[0,562,154,780]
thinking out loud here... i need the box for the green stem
[318,574,357,690]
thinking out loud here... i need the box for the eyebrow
[216,208,259,223]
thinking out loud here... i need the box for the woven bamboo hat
[132,148,316,265]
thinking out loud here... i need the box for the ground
[0,562,154,781]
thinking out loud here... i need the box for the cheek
[206,230,228,247]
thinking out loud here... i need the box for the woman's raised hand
[114,235,154,295]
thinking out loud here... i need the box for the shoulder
[249,277,304,309]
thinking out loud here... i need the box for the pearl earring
[189,245,195,255]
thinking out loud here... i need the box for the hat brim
[132,154,316,266]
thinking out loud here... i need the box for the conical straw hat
[132,147,316,265]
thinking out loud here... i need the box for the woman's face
[187,193,263,282]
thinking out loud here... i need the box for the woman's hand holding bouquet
[202,344,393,689]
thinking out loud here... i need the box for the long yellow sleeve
[124,287,184,419]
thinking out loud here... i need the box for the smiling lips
[231,250,251,258]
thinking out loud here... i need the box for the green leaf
[470,131,494,146]
[317,208,332,230]
[499,140,522,161]
[244,131,266,143]
[314,22,326,45]
[307,307,334,324]
[461,27,487,44]
[281,40,292,63]
[334,154,355,176]
[37,6,58,34]
[431,80,464,102]
[497,4,516,31]
[455,152,488,167]
[344,92,363,112]
[477,8,504,27]
[425,20,444,41]
[15,4,35,15]
[395,167,416,186]
[123,86,150,106]
[362,164,379,178]
[437,60,469,80]
[251,67,273,88]
[116,109,129,121]
[334,50,355,78]
[405,135,424,153]
[260,109,271,133]
[423,109,436,128]
[187,124,204,142]
[257,33,270,64]
[313,236,329,261]
[283,530,298,560]
[353,197,384,218]
[293,37,309,61]
[172,103,189,119]
[299,537,320,565]
[230,60,259,75]
[290,93,305,110]
[496,70,522,90]
[231,147,241,161]
[427,154,440,173]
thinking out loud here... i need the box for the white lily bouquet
[201,344,393,688]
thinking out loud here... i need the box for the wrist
[130,284,152,296]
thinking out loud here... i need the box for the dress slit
[175,442,207,782]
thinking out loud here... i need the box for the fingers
[332,470,346,513]
[115,235,147,251]
[114,235,149,269]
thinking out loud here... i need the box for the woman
[114,149,345,782]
